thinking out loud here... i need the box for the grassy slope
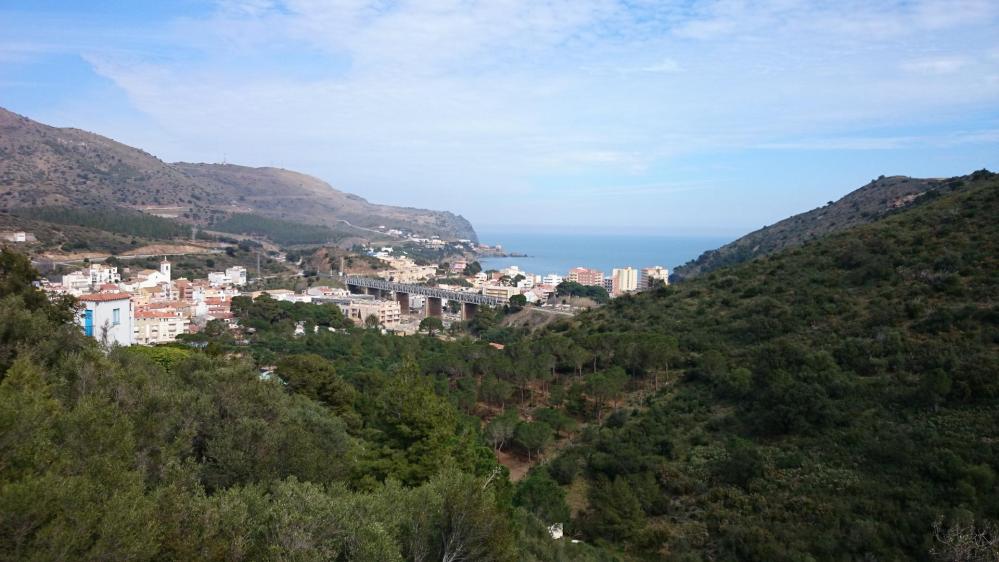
[556,173,998,560]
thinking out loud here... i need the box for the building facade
[611,267,639,295]
[639,266,669,290]
[77,293,134,346]
[133,310,190,345]
[338,300,402,327]
[567,267,605,287]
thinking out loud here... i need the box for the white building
[610,267,639,295]
[61,271,93,293]
[338,299,402,327]
[306,286,350,298]
[207,265,248,287]
[62,263,121,293]
[77,293,133,347]
[482,284,521,299]
[1,231,32,242]
[225,266,247,286]
[639,266,669,290]
[542,273,564,287]
[133,310,190,345]
[135,261,170,289]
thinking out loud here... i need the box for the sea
[475,229,732,277]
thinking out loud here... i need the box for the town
[33,236,669,347]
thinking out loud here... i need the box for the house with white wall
[77,293,134,347]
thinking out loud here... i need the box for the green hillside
[672,174,963,280]
[540,171,999,559]
[0,170,995,562]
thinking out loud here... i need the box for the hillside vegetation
[0,251,607,562]
[0,170,995,562]
[672,174,963,280]
[0,107,476,241]
[212,213,346,247]
[539,171,999,559]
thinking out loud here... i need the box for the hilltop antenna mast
[256,251,261,279]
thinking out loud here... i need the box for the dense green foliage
[557,281,610,304]
[213,213,342,246]
[542,173,999,559]
[0,252,613,561]
[13,206,193,240]
[2,171,996,561]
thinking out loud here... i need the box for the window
[112,308,120,325]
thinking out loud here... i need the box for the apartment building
[133,310,190,345]
[542,273,564,287]
[639,266,669,290]
[567,267,604,287]
[610,267,639,295]
[338,299,402,327]
[482,284,521,299]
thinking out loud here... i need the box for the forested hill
[671,173,971,280]
[0,107,476,241]
[544,170,998,559]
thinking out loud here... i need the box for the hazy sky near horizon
[2,0,998,235]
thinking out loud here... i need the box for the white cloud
[11,0,997,227]
[902,56,970,75]
[626,58,683,74]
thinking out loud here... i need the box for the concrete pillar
[396,292,410,313]
[426,297,443,318]
[461,302,478,321]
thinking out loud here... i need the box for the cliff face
[0,107,477,242]
[672,174,959,280]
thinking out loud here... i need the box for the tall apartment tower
[639,266,669,290]
[611,267,639,295]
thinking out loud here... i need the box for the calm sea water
[476,230,731,277]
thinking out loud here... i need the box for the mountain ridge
[0,107,477,242]
[671,173,971,280]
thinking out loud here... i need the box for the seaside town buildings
[54,244,671,347]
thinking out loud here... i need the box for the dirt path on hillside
[495,449,534,482]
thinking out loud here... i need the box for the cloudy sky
[2,0,998,235]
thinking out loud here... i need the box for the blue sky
[2,0,998,235]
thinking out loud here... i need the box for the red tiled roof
[135,311,179,319]
[78,292,132,302]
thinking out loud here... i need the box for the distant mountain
[0,107,477,242]
[672,174,967,280]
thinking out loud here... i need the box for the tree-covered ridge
[671,173,971,280]
[542,172,999,559]
[12,205,193,240]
